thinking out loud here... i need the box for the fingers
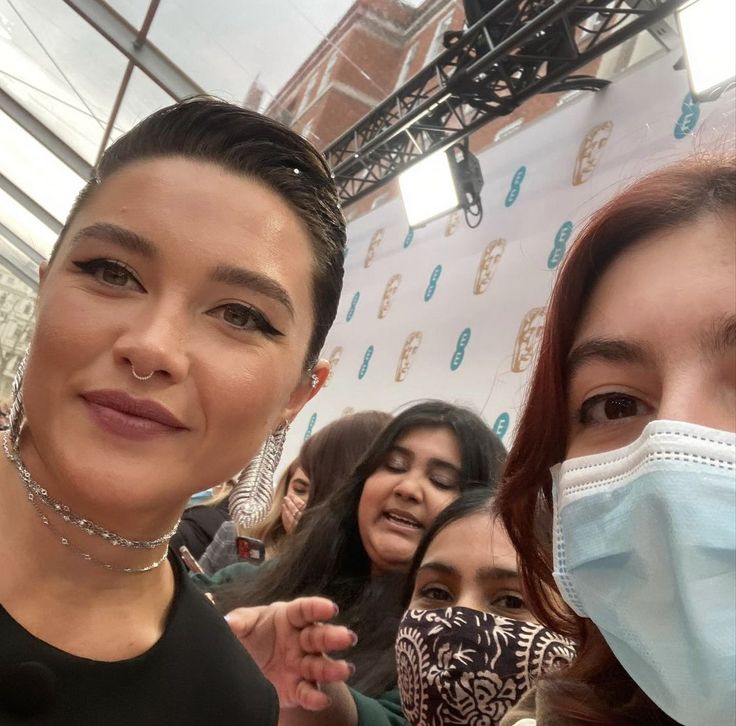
[294,680,332,712]
[300,653,354,684]
[300,622,357,655]
[284,597,340,629]
[224,605,264,639]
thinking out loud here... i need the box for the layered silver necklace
[3,433,178,574]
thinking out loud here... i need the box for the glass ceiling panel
[0,0,129,164]
[0,186,57,259]
[105,0,152,31]
[0,109,84,224]
[108,66,175,145]
[147,0,360,106]
[0,229,39,289]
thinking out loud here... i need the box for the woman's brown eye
[604,396,639,419]
[102,267,129,286]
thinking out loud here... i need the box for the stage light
[399,142,484,228]
[399,150,459,227]
[677,0,736,101]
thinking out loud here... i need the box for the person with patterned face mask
[397,489,576,726]
[496,154,736,726]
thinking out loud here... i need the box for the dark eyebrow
[567,338,649,379]
[699,314,736,356]
[391,445,461,474]
[71,222,157,258]
[477,566,519,581]
[212,265,294,321]
[417,561,458,578]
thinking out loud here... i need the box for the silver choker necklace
[3,433,178,574]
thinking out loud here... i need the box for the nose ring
[131,364,154,381]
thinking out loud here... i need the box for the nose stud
[131,364,154,381]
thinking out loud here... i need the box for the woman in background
[496,154,735,725]
[226,399,507,725]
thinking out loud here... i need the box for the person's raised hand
[281,494,306,534]
[226,597,357,711]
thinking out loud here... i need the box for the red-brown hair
[495,153,735,724]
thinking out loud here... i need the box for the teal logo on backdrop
[547,221,573,269]
[304,413,317,440]
[403,229,414,248]
[424,265,442,302]
[358,345,374,379]
[492,412,510,439]
[346,292,360,321]
[674,93,700,139]
[450,328,471,371]
[505,166,526,207]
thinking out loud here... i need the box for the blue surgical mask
[552,420,736,726]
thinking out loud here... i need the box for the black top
[170,498,230,559]
[0,553,278,725]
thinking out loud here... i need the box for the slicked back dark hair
[51,97,346,367]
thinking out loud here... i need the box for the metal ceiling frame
[0,173,63,234]
[325,0,686,205]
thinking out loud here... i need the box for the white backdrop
[283,50,735,465]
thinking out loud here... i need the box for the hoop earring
[229,422,289,528]
[7,349,28,449]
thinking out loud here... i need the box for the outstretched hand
[226,597,357,711]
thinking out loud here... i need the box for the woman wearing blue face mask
[495,154,736,726]
[397,489,576,726]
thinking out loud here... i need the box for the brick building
[262,0,663,217]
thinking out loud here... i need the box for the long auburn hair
[495,154,735,724]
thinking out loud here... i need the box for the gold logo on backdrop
[473,239,506,295]
[378,274,402,319]
[573,121,613,186]
[395,331,423,382]
[511,307,546,372]
[444,210,460,237]
[364,229,384,268]
[324,346,343,387]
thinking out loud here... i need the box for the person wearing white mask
[495,154,735,726]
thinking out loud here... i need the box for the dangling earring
[229,422,289,528]
[7,349,28,450]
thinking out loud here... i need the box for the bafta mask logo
[364,229,384,268]
[573,121,613,186]
[395,331,423,382]
[346,291,360,322]
[505,166,526,207]
[403,228,414,249]
[512,307,546,372]
[674,92,700,140]
[450,328,472,371]
[324,346,343,387]
[474,239,506,295]
[378,274,402,319]
[547,222,573,270]
[341,407,355,417]
[444,209,460,237]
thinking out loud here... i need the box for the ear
[280,359,330,424]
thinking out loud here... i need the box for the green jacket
[351,688,407,726]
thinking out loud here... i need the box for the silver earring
[229,423,289,528]
[310,374,319,389]
[131,364,154,381]
[7,349,28,450]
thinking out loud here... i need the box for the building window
[318,51,339,94]
[297,71,320,117]
[424,12,455,64]
[395,41,419,89]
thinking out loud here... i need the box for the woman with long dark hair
[495,154,735,725]
[225,399,507,725]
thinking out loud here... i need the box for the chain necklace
[3,433,178,574]
[3,434,179,549]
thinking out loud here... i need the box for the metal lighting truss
[325,0,686,205]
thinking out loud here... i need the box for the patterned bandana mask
[396,607,576,726]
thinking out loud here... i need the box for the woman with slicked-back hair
[496,154,735,726]
[0,98,355,724]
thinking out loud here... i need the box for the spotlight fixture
[677,0,736,101]
[399,141,484,228]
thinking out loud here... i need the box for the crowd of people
[0,97,732,726]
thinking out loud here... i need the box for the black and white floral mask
[396,607,576,726]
